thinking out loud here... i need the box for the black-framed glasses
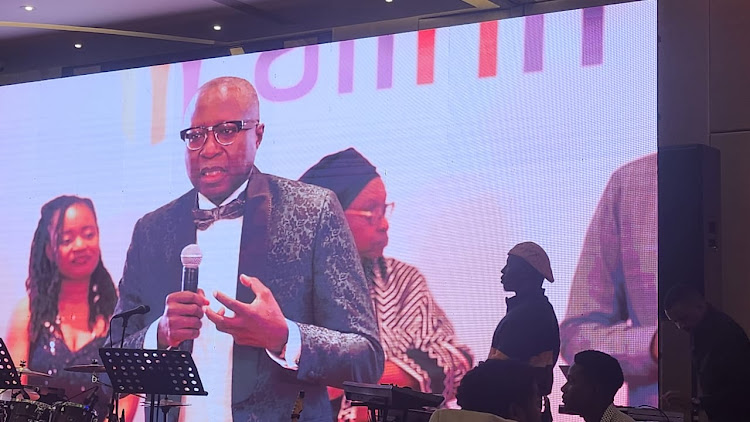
[346,202,395,225]
[179,120,257,151]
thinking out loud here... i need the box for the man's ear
[255,123,265,147]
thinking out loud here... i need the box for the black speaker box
[657,144,721,315]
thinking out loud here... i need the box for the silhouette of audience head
[561,350,624,417]
[664,283,709,333]
[456,359,541,422]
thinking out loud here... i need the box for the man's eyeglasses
[180,120,257,151]
[345,202,395,225]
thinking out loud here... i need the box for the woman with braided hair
[6,195,117,417]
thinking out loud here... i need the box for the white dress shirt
[144,181,301,421]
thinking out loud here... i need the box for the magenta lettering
[255,45,319,102]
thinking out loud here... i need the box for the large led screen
[0,1,656,421]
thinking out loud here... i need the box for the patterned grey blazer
[110,170,384,421]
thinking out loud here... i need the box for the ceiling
[0,0,623,84]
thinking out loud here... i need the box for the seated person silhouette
[430,359,541,422]
[561,350,635,422]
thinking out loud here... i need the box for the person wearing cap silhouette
[300,148,474,421]
[489,242,560,422]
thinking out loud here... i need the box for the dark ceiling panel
[209,0,289,24]
[0,0,477,78]
[257,0,473,26]
[1,0,629,84]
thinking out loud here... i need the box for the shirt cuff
[144,318,161,349]
[266,319,301,371]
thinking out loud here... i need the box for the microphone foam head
[180,244,202,268]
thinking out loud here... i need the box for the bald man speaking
[110,77,384,421]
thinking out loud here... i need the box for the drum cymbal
[64,364,107,373]
[142,399,190,408]
[16,367,52,377]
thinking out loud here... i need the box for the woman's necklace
[55,310,86,325]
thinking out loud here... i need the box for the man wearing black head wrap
[301,148,474,421]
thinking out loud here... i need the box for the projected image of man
[559,154,657,407]
[300,148,474,420]
[111,77,384,421]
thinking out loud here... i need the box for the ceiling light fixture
[213,25,222,31]
[22,5,35,11]
[74,43,83,49]
[385,0,393,3]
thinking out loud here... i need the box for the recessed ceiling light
[74,43,83,49]
[385,0,393,3]
[22,5,35,11]
[213,25,222,31]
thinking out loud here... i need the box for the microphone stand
[120,313,133,349]
[108,313,134,422]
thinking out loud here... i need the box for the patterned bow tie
[193,193,246,231]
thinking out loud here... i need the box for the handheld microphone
[181,244,202,292]
[111,305,150,319]
[179,244,202,352]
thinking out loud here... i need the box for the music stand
[0,338,21,390]
[0,338,25,422]
[99,348,208,422]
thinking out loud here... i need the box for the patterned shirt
[601,405,636,422]
[338,257,474,420]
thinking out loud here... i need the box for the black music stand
[0,338,24,422]
[99,348,208,422]
[0,338,21,390]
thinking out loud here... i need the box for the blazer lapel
[174,189,199,264]
[232,170,272,406]
[167,190,198,422]
[150,189,198,314]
